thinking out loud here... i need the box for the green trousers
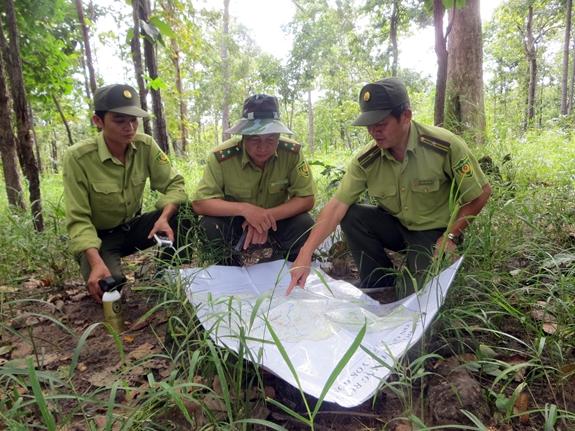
[341,204,444,294]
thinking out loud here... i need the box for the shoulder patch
[419,135,451,155]
[357,145,380,168]
[214,143,242,163]
[278,139,301,153]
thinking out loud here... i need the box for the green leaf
[150,16,176,38]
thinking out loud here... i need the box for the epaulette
[214,143,242,163]
[73,142,98,159]
[278,138,301,153]
[419,135,451,155]
[357,145,380,168]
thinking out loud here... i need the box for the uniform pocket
[269,178,289,194]
[131,176,147,197]
[410,178,444,214]
[91,182,122,208]
[370,183,399,214]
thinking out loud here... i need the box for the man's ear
[402,109,413,122]
[92,114,104,131]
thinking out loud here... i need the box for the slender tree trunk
[29,105,41,173]
[130,0,151,135]
[221,0,231,142]
[52,95,74,146]
[172,39,188,154]
[561,0,573,115]
[75,0,97,98]
[433,0,449,126]
[50,129,58,173]
[139,0,169,152]
[78,44,91,100]
[3,0,43,230]
[523,5,536,129]
[445,0,485,144]
[389,0,399,76]
[307,89,314,153]
[569,32,575,114]
[0,25,24,209]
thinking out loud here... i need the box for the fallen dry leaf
[122,335,135,344]
[393,421,413,431]
[70,291,89,302]
[10,342,33,359]
[0,285,18,293]
[0,345,13,356]
[542,322,558,335]
[127,342,155,361]
[78,362,88,372]
[22,278,44,289]
[88,365,120,387]
[514,391,529,424]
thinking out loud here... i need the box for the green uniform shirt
[194,136,315,208]
[63,132,187,255]
[334,121,488,231]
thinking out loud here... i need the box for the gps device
[153,233,173,248]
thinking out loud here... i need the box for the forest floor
[3,246,572,430]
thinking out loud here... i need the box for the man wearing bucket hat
[288,77,491,299]
[63,84,188,303]
[192,94,315,264]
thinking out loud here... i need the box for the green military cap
[225,94,293,135]
[352,77,410,126]
[94,84,149,118]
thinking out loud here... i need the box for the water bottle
[99,276,124,333]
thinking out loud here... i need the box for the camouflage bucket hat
[352,77,410,126]
[225,94,293,135]
[94,84,149,118]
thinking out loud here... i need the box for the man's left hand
[148,217,175,242]
[242,223,269,249]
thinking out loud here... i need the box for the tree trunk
[52,94,74,146]
[307,89,314,153]
[75,0,97,98]
[523,5,536,130]
[221,0,231,142]
[50,129,58,173]
[389,0,399,77]
[172,38,188,154]
[433,0,449,126]
[0,24,24,209]
[130,0,151,136]
[561,0,572,115]
[2,0,43,230]
[445,0,485,144]
[139,0,169,153]
[569,30,575,114]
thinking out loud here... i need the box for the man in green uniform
[288,77,491,297]
[63,84,188,303]
[192,94,315,264]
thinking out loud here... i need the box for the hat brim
[108,106,150,118]
[225,119,293,135]
[352,109,391,126]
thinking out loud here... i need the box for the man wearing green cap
[288,77,491,298]
[63,84,188,303]
[192,94,315,264]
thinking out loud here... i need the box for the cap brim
[109,106,150,118]
[225,119,293,135]
[352,109,391,126]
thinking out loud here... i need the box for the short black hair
[94,111,107,121]
[389,102,411,120]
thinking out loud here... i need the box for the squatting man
[288,77,491,298]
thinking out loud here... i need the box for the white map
[181,257,463,407]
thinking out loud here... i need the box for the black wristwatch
[446,232,463,246]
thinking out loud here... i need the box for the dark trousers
[78,207,193,282]
[199,212,314,265]
[341,204,444,294]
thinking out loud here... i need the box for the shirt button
[404,206,408,211]
[401,187,406,192]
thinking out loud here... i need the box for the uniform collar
[240,138,278,169]
[97,133,137,162]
